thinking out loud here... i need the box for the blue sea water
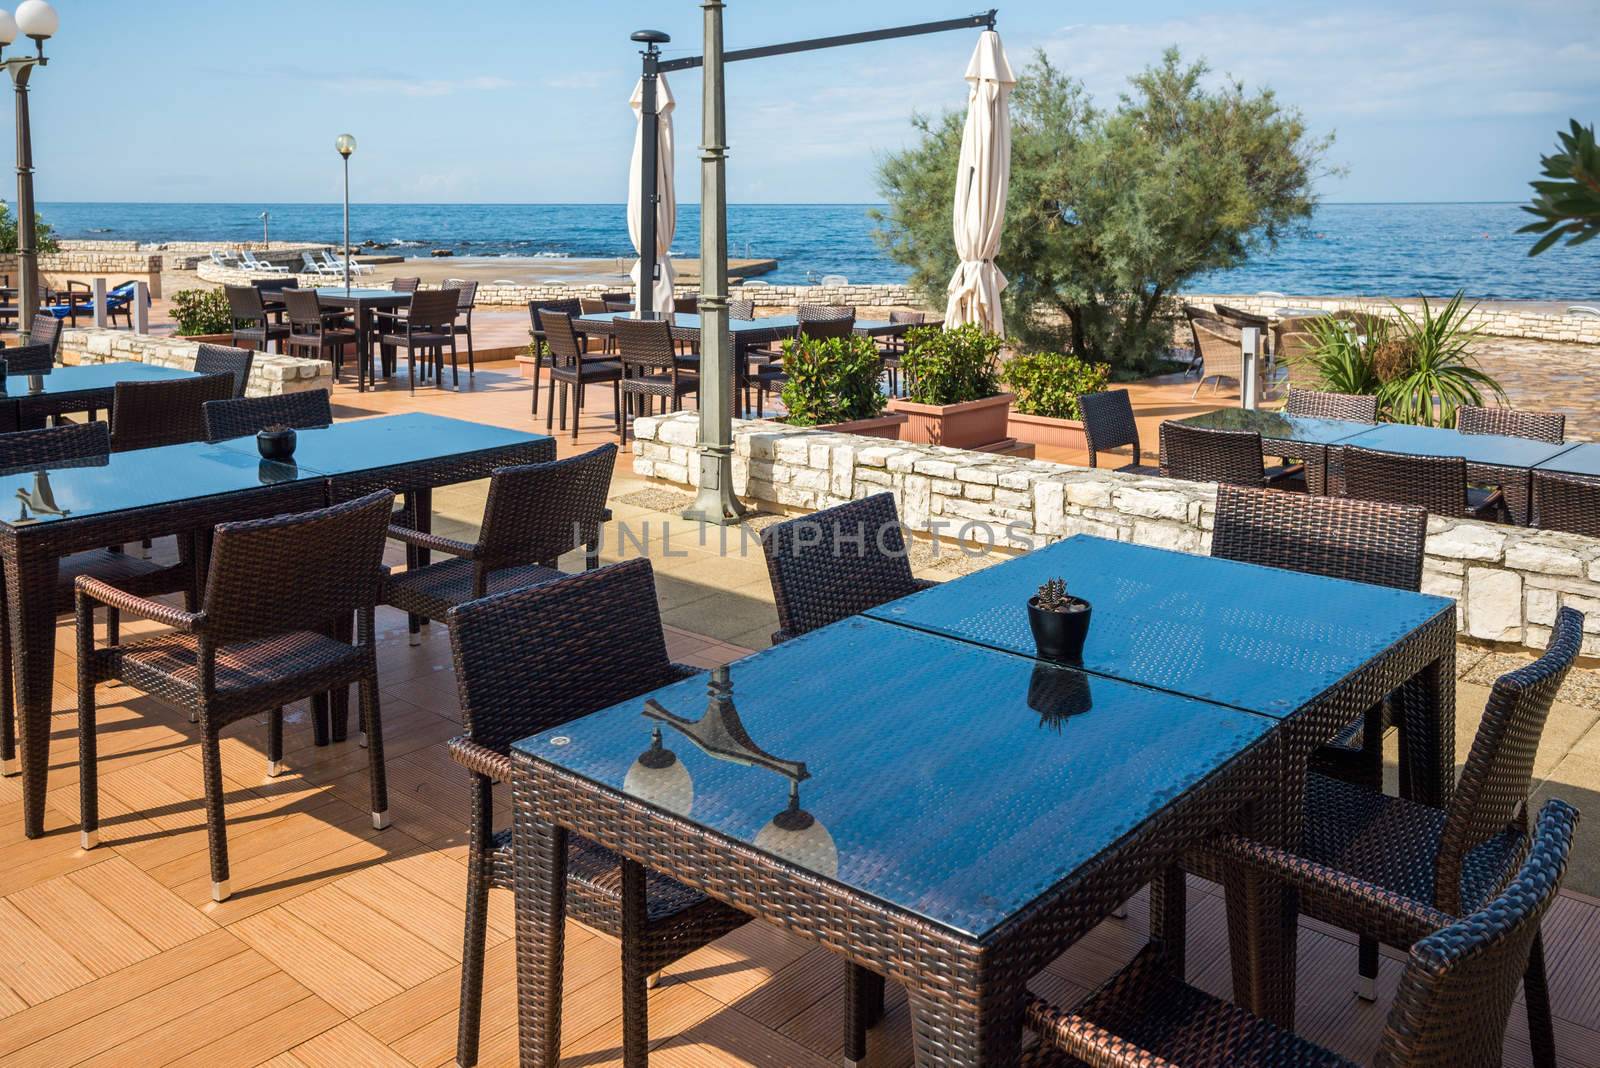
[37,201,1600,298]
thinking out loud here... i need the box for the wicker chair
[28,312,61,356]
[1158,421,1298,488]
[879,310,924,397]
[76,490,396,902]
[110,373,237,452]
[0,423,194,778]
[1079,389,1159,473]
[1533,470,1600,537]
[1187,313,1261,398]
[384,443,616,644]
[728,298,755,320]
[444,558,749,1068]
[540,310,623,440]
[224,284,290,354]
[389,277,420,293]
[600,290,632,309]
[1285,387,1379,422]
[203,389,333,442]
[1457,404,1565,444]
[755,315,855,417]
[379,288,461,391]
[1342,445,1504,520]
[441,279,479,376]
[1203,608,1584,1065]
[1024,798,1579,1068]
[526,298,583,416]
[673,293,700,314]
[282,289,356,379]
[616,317,698,444]
[192,342,255,398]
[2,339,53,374]
[1273,314,1321,387]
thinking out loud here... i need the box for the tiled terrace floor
[1,358,1597,1065]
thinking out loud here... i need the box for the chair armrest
[75,576,204,632]
[449,737,512,782]
[385,524,478,559]
[1025,994,1183,1068]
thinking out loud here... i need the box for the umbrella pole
[638,44,660,316]
[684,0,745,525]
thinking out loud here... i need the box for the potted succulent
[778,333,906,438]
[1027,577,1091,663]
[887,323,1014,449]
[171,288,236,346]
[256,423,297,461]
[1003,350,1112,450]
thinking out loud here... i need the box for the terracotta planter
[810,413,909,439]
[180,332,248,349]
[1008,411,1087,451]
[887,393,1015,449]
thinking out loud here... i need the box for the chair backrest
[1532,471,1600,537]
[1456,404,1564,444]
[281,288,326,330]
[1077,389,1141,469]
[254,277,297,297]
[1284,387,1378,422]
[1211,485,1427,592]
[797,303,855,322]
[1158,421,1265,486]
[29,314,61,355]
[447,557,682,756]
[474,444,617,579]
[798,316,856,342]
[600,291,632,308]
[2,341,54,375]
[301,252,322,272]
[762,492,920,638]
[1377,800,1578,1068]
[1342,446,1468,517]
[110,373,237,451]
[578,296,610,315]
[1435,607,1583,914]
[1212,302,1269,330]
[390,277,421,293]
[673,294,700,314]
[889,310,926,326]
[528,298,582,334]
[201,489,394,645]
[443,278,478,309]
[1189,315,1245,379]
[0,420,110,469]
[405,288,460,331]
[223,284,266,324]
[613,317,678,371]
[539,310,585,366]
[1335,309,1389,335]
[204,389,333,442]
[193,343,254,397]
[728,299,755,320]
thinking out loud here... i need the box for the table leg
[1224,745,1301,1030]
[513,770,567,1068]
[906,981,1024,1068]
[5,544,60,838]
[356,303,370,392]
[1396,648,1456,808]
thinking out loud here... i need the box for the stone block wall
[631,412,1600,656]
[1185,293,1600,345]
[58,326,333,398]
[0,250,166,298]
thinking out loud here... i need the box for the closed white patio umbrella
[629,72,676,312]
[944,29,1014,334]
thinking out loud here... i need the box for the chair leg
[266,707,285,777]
[530,347,542,416]
[1525,928,1558,1068]
[456,780,494,1068]
[0,605,15,778]
[465,327,474,376]
[612,379,623,437]
[449,336,459,389]
[76,642,99,849]
[362,670,389,830]
[546,376,557,433]
[200,727,231,901]
[1357,937,1379,1000]
[572,381,583,440]
[844,964,885,1066]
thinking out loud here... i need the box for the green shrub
[171,288,234,336]
[1003,350,1111,420]
[778,333,887,426]
[901,323,1003,406]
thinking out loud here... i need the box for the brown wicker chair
[110,372,237,452]
[0,423,194,777]
[76,490,396,902]
[1284,387,1378,422]
[1187,313,1261,398]
[1206,607,1584,1065]
[1533,470,1600,537]
[728,298,755,320]
[601,290,633,312]
[442,279,479,376]
[2,339,53,374]
[192,342,255,398]
[1024,798,1579,1068]
[389,276,420,293]
[673,293,700,314]
[755,314,855,417]
[526,298,583,416]
[1079,389,1159,474]
[379,288,461,391]
[1158,421,1298,487]
[384,443,616,644]
[224,284,290,354]
[1456,404,1565,444]
[282,289,357,379]
[1272,314,1322,386]
[1341,445,1504,520]
[541,310,623,440]
[27,312,61,356]
[616,317,698,443]
[444,558,749,1068]
[879,309,924,397]
[203,389,333,442]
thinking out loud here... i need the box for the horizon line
[33,199,1531,208]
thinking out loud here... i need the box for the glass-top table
[1341,421,1577,469]
[1171,408,1376,494]
[2,361,199,423]
[578,311,905,335]
[865,534,1453,719]
[1534,442,1600,478]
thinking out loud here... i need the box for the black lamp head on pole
[631,28,670,56]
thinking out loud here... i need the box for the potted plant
[171,288,236,345]
[256,423,297,461]
[1003,350,1111,449]
[1027,577,1091,663]
[887,323,1014,449]
[778,333,905,437]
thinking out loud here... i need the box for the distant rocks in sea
[431,249,453,257]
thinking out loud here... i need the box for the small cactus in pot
[1027,576,1091,663]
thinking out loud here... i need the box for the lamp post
[335,133,356,293]
[0,1,58,348]
[259,210,269,247]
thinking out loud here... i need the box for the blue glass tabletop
[0,441,312,528]
[578,312,896,333]
[307,288,409,301]
[514,616,1273,937]
[1534,442,1600,478]
[212,412,552,476]
[864,536,1452,718]
[2,361,197,397]
[1174,407,1375,446]
[1341,422,1576,468]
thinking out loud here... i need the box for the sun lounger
[240,250,290,275]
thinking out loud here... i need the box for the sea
[37,201,1600,299]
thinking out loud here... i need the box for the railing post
[92,277,107,329]
[1240,327,1260,410]
[132,281,149,335]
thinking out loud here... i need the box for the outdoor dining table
[510,535,1456,1063]
[0,412,553,838]
[1534,441,1600,478]
[2,361,199,427]
[297,287,413,392]
[1170,407,1377,495]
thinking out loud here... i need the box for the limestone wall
[631,412,1600,656]
[0,250,166,298]
[1184,293,1600,345]
[58,326,333,398]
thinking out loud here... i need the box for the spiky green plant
[1520,120,1600,255]
[1296,314,1384,396]
[1377,292,1506,427]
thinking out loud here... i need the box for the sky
[9,0,1599,205]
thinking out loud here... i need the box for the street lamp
[0,1,58,347]
[335,133,356,293]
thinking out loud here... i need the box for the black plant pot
[1027,597,1091,663]
[1027,663,1094,727]
[256,427,297,461]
